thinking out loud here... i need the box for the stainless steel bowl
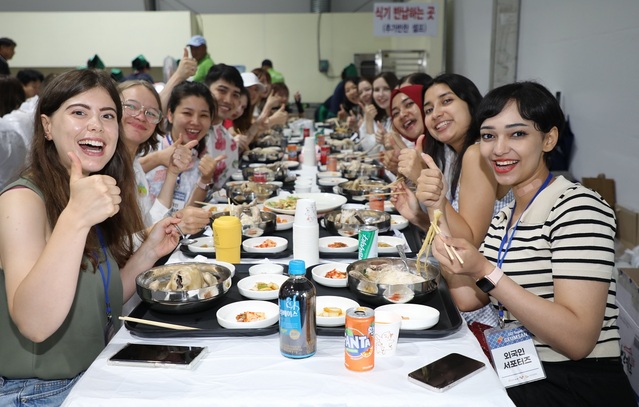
[242,163,288,182]
[324,209,391,236]
[341,162,385,180]
[347,258,440,306]
[211,209,277,237]
[336,179,388,202]
[136,262,233,314]
[226,182,280,204]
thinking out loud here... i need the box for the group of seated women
[0,49,635,406]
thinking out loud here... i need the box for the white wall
[448,0,493,95]
[516,0,639,210]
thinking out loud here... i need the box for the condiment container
[213,215,241,263]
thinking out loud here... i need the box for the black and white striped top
[480,176,620,362]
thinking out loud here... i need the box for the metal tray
[179,223,422,260]
[124,263,462,339]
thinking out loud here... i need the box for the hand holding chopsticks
[430,222,464,265]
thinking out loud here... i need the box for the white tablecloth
[63,322,513,407]
[64,164,514,406]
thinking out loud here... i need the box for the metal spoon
[174,224,196,245]
[396,244,418,276]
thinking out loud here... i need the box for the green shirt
[0,178,123,379]
[192,53,214,83]
[268,68,285,84]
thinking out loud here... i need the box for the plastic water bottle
[279,259,316,358]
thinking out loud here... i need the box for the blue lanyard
[95,227,112,318]
[496,173,553,268]
[166,134,181,186]
[495,173,552,326]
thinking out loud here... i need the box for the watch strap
[475,266,504,293]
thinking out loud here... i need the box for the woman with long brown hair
[0,69,180,405]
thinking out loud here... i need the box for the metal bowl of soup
[347,258,440,306]
[136,262,233,314]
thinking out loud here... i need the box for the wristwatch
[196,180,214,191]
[475,266,504,293]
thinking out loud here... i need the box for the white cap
[241,72,265,91]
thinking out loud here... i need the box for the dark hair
[118,80,166,155]
[372,72,399,121]
[399,72,433,88]
[477,81,565,169]
[0,75,26,116]
[261,59,273,68]
[252,67,271,85]
[0,37,16,47]
[232,87,252,133]
[17,69,44,86]
[205,63,244,90]
[132,58,150,72]
[423,73,483,202]
[342,76,360,113]
[167,81,216,156]
[271,82,289,98]
[30,69,144,269]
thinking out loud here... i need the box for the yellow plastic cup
[213,215,241,263]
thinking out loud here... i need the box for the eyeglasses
[122,99,162,124]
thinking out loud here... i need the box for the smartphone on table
[107,343,207,369]
[408,353,486,392]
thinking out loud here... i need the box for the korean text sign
[373,2,438,37]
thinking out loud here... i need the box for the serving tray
[124,263,462,339]
[179,222,422,260]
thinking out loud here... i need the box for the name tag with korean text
[484,323,546,388]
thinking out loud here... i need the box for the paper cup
[294,198,317,226]
[374,310,402,357]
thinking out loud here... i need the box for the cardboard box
[617,206,639,249]
[617,268,639,402]
[582,173,616,209]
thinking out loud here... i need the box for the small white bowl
[275,214,295,231]
[242,236,288,253]
[187,236,215,253]
[201,203,229,215]
[216,300,279,329]
[311,263,349,288]
[237,274,289,300]
[317,171,342,179]
[390,214,409,231]
[316,296,359,327]
[318,177,349,187]
[318,236,358,253]
[248,263,285,276]
[377,236,406,254]
[231,172,245,181]
[375,304,440,330]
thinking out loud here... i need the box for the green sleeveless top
[0,178,123,379]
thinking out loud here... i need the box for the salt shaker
[293,198,319,266]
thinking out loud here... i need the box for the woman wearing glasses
[119,80,206,230]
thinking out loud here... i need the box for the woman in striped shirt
[433,81,634,406]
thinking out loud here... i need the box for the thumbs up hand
[415,153,448,211]
[67,151,121,228]
[397,134,427,184]
[168,134,198,175]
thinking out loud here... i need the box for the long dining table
[62,159,515,407]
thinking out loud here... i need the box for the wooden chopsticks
[430,222,464,264]
[119,316,200,331]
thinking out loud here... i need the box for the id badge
[484,322,546,388]
[172,190,187,211]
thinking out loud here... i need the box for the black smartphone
[408,353,486,392]
[107,343,207,369]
